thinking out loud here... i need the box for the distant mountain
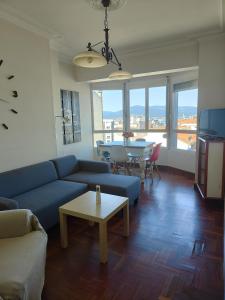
[103,105,197,119]
[103,110,123,119]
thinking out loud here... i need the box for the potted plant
[122,131,134,145]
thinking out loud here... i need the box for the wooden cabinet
[197,137,225,200]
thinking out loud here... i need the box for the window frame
[127,85,169,147]
[148,85,168,132]
[91,88,125,134]
[171,80,198,151]
[91,77,198,151]
[127,85,168,133]
[128,87,147,132]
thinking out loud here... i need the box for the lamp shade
[108,69,132,80]
[72,50,107,68]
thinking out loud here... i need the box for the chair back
[150,143,161,162]
[135,138,146,142]
[143,144,153,159]
[110,146,128,162]
[96,140,104,156]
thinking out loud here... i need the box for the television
[199,108,225,139]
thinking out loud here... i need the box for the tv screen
[199,108,225,138]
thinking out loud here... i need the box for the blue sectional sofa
[52,155,140,206]
[0,155,141,230]
[0,161,88,229]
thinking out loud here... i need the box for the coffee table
[59,191,129,263]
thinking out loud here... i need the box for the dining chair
[144,143,161,180]
[96,140,104,156]
[110,145,130,174]
[96,140,110,161]
[128,138,147,164]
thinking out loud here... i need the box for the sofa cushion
[14,180,88,229]
[0,161,58,198]
[52,155,79,178]
[78,160,110,173]
[0,209,33,239]
[64,172,141,205]
[0,197,19,211]
[0,230,47,300]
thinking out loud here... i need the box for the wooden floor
[42,170,224,300]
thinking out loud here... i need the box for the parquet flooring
[42,170,224,300]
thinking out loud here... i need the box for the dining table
[98,141,155,182]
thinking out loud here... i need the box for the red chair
[144,143,161,179]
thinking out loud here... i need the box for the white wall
[0,19,57,172]
[77,34,225,175]
[50,51,93,159]
[163,71,198,173]
[196,33,225,180]
[0,19,93,173]
[1,16,224,175]
[91,70,198,173]
[198,34,225,110]
[158,148,196,173]
[76,40,200,173]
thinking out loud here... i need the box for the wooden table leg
[99,221,108,263]
[123,202,129,237]
[59,211,68,248]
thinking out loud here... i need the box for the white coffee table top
[59,191,128,222]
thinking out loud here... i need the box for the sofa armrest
[78,160,111,173]
[0,209,34,239]
[0,197,18,211]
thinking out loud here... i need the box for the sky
[178,89,198,107]
[98,87,198,112]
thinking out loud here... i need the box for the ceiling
[0,0,224,59]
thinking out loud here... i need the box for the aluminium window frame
[91,81,169,148]
[126,82,169,147]
[171,80,198,151]
[91,87,125,135]
[90,76,199,152]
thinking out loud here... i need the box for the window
[92,90,123,131]
[129,89,145,130]
[173,81,198,150]
[149,86,167,130]
[92,78,198,151]
[176,133,197,150]
[129,132,167,147]
[128,85,167,145]
[93,132,123,146]
[92,90,123,145]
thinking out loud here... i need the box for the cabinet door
[198,140,207,196]
[207,143,224,198]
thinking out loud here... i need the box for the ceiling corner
[0,2,57,39]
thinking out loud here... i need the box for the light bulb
[87,57,94,64]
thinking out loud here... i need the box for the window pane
[129,88,145,130]
[149,86,167,129]
[93,90,123,131]
[129,132,167,147]
[147,132,167,147]
[176,89,198,130]
[176,133,196,150]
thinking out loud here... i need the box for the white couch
[0,209,47,300]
